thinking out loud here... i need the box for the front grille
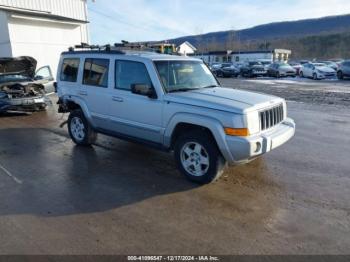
[260,104,284,131]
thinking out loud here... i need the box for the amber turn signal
[224,128,250,137]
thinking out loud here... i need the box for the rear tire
[313,73,318,80]
[174,130,226,184]
[68,109,97,146]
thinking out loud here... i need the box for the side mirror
[131,84,157,99]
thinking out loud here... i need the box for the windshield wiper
[202,85,219,89]
[168,88,198,93]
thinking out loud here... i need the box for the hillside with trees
[167,14,350,59]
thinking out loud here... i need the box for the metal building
[0,0,89,75]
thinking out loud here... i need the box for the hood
[0,56,37,78]
[316,66,335,73]
[280,66,296,72]
[252,65,265,70]
[223,66,239,72]
[164,87,283,114]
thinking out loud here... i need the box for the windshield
[155,61,219,93]
[249,62,262,66]
[314,63,326,67]
[280,64,292,68]
[0,74,31,84]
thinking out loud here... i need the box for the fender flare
[164,113,234,162]
[61,95,94,126]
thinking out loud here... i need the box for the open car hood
[0,56,37,78]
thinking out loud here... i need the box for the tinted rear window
[83,58,109,87]
[60,58,80,82]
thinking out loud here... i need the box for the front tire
[68,109,97,146]
[174,130,226,184]
[338,71,344,80]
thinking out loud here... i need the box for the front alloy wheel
[174,130,226,184]
[180,142,210,177]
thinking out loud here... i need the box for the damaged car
[0,56,54,113]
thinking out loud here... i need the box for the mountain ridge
[166,14,350,46]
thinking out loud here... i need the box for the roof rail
[113,41,160,53]
[67,42,124,54]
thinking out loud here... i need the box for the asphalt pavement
[0,79,349,254]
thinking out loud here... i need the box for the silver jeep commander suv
[57,45,296,184]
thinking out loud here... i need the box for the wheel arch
[59,96,94,125]
[164,113,233,162]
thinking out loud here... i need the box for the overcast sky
[88,0,350,44]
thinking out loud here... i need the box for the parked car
[299,62,336,80]
[288,61,303,75]
[258,60,272,71]
[57,48,295,184]
[267,62,297,78]
[240,61,267,78]
[0,56,54,113]
[215,64,240,78]
[210,63,232,75]
[337,60,350,80]
[299,60,310,65]
[319,61,339,71]
[209,63,221,72]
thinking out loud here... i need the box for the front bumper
[252,70,267,76]
[0,96,47,112]
[317,73,337,79]
[224,118,296,164]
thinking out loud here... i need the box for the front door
[35,66,55,93]
[107,60,163,144]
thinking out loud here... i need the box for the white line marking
[46,92,55,96]
[0,163,22,184]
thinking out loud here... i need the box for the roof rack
[67,41,161,54]
[68,42,122,53]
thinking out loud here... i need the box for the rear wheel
[68,109,97,146]
[174,130,226,184]
[313,73,318,80]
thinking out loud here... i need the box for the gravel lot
[219,77,350,107]
[0,78,349,255]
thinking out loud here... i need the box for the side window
[60,58,80,82]
[115,60,152,91]
[36,66,53,80]
[83,58,109,87]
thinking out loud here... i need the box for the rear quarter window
[60,58,80,82]
[83,58,109,87]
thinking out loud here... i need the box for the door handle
[78,90,88,96]
[112,96,124,102]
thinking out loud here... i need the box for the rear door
[80,57,111,129]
